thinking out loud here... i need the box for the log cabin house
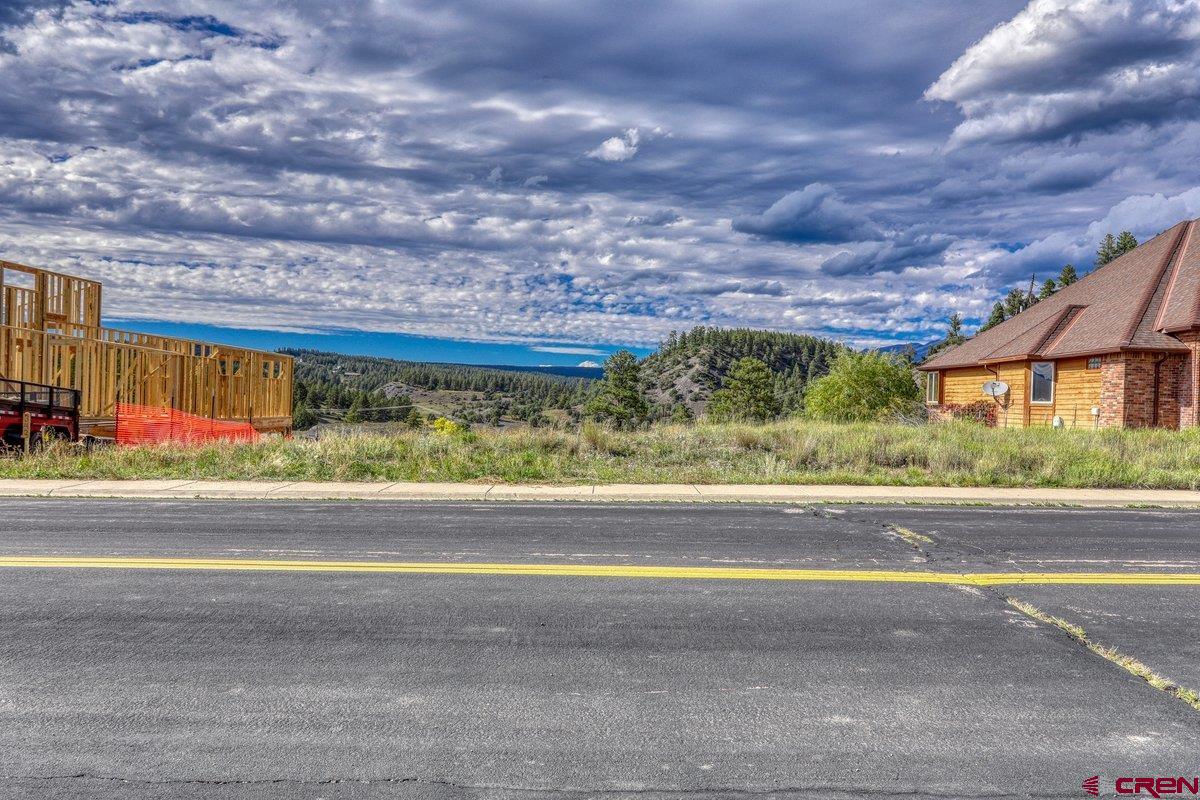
[919,218,1200,429]
[0,260,292,437]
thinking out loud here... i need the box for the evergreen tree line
[977,230,1137,334]
[286,348,597,429]
[920,230,1142,356]
[587,326,848,427]
[643,326,845,417]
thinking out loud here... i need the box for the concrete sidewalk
[0,478,1198,506]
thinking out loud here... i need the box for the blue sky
[117,320,650,366]
[3,1,1200,362]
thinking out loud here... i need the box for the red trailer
[0,377,80,449]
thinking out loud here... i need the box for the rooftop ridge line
[1033,304,1086,356]
[1153,220,1194,333]
[1122,221,1190,348]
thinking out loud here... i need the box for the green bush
[804,351,922,422]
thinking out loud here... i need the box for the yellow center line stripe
[0,556,1198,585]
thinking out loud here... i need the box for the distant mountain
[879,340,940,361]
[475,364,604,380]
[639,326,846,416]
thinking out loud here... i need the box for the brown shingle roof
[920,219,1197,371]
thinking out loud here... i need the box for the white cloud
[986,184,1200,282]
[2,0,1176,352]
[587,128,642,162]
[927,0,1200,146]
[531,345,606,355]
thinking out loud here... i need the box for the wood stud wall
[0,261,292,435]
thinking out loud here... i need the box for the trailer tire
[28,428,67,453]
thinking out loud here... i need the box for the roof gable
[922,219,1197,370]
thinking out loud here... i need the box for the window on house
[1031,361,1055,404]
[925,371,940,404]
[1087,357,1101,369]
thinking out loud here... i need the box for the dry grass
[6,419,1200,488]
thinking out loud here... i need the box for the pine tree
[979,301,1006,333]
[706,357,780,422]
[1115,230,1138,258]
[945,312,965,345]
[292,403,317,430]
[584,350,649,428]
[925,312,968,358]
[343,397,364,423]
[1038,278,1057,300]
[1003,287,1028,318]
[1096,233,1119,267]
[1058,264,1077,286]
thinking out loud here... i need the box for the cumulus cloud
[927,0,1200,146]
[732,184,882,244]
[820,230,954,277]
[984,185,1200,283]
[587,128,642,162]
[0,0,1195,352]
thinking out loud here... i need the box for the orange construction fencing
[115,402,260,446]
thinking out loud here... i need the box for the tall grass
[5,420,1200,488]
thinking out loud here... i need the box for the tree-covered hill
[283,349,596,428]
[638,327,846,417]
[284,326,847,428]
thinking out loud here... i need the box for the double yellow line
[1,555,1198,585]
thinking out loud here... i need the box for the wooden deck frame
[0,261,292,436]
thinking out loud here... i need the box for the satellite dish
[982,380,1009,398]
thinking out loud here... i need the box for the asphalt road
[0,500,1198,799]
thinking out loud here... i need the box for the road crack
[1006,598,1200,712]
[859,509,1200,716]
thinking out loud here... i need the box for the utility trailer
[0,377,80,449]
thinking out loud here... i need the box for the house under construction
[0,260,293,437]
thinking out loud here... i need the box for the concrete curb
[1,479,1198,507]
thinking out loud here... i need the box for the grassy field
[5,420,1200,488]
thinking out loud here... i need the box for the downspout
[1151,353,1167,428]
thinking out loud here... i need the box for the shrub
[804,351,923,422]
[939,400,996,426]
[432,417,464,436]
[291,403,318,430]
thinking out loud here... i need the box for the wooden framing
[0,260,292,436]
